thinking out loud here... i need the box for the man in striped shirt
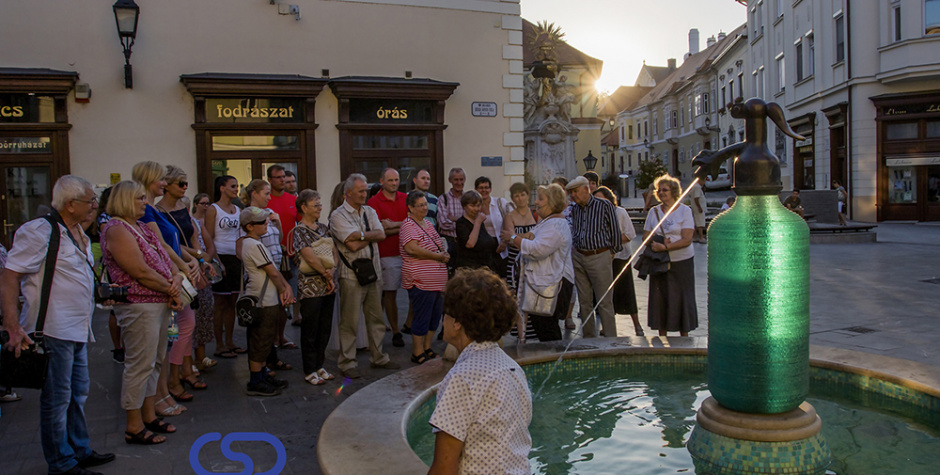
[436,167,466,250]
[566,176,622,338]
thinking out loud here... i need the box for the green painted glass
[706,195,810,413]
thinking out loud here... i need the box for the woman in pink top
[102,181,184,446]
[400,190,449,364]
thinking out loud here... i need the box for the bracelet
[198,258,205,264]
[360,231,365,241]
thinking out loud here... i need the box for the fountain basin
[317,338,940,474]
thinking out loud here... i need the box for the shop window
[926,120,940,138]
[885,122,919,140]
[889,166,917,203]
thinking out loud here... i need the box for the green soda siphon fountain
[686,98,831,474]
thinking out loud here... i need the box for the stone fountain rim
[317,337,940,475]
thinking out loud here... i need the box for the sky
[520,0,749,94]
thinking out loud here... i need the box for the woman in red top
[400,190,450,364]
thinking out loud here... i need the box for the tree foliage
[636,158,668,190]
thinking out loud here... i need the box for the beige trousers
[337,277,390,371]
[114,302,170,410]
[572,251,617,338]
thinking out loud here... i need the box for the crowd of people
[0,163,705,474]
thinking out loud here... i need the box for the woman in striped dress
[502,182,538,342]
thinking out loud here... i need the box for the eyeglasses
[176,181,188,188]
[197,202,210,206]
[658,187,671,192]
[72,197,99,204]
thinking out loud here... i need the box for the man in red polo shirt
[266,165,300,329]
[367,168,408,347]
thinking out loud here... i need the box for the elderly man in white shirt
[1,175,115,475]
[329,173,400,379]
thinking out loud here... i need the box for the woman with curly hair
[428,268,532,475]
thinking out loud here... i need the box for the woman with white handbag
[501,183,572,342]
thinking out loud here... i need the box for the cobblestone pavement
[0,223,937,474]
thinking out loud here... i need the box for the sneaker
[0,390,21,403]
[111,348,125,364]
[246,380,282,397]
[392,332,405,347]
[264,373,289,390]
[400,325,412,335]
[370,360,401,370]
[342,367,362,379]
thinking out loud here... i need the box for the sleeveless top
[506,222,536,290]
[102,219,172,303]
[212,203,240,255]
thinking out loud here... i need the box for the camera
[95,283,130,304]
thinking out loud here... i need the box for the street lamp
[113,0,140,89]
[643,138,655,150]
[582,150,598,171]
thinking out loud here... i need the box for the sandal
[305,373,326,386]
[316,368,335,381]
[197,357,218,370]
[268,361,292,371]
[125,429,166,445]
[231,346,248,354]
[565,319,576,330]
[411,352,430,365]
[169,388,194,402]
[213,350,237,359]
[182,376,208,391]
[155,395,183,417]
[423,349,439,360]
[279,341,298,350]
[143,417,176,434]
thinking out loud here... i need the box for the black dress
[455,216,497,273]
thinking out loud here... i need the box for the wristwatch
[510,234,517,242]
[359,231,365,241]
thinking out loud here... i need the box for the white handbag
[517,263,561,316]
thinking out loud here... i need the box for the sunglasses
[176,181,188,187]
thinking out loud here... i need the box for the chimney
[718,31,727,41]
[667,58,677,70]
[706,35,717,48]
[689,28,700,55]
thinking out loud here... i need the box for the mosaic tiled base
[687,425,831,475]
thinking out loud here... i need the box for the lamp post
[112,0,140,89]
[582,150,598,171]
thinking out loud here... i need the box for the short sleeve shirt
[241,237,279,307]
[5,218,96,343]
[645,204,695,262]
[399,217,448,292]
[367,191,408,257]
[329,201,383,283]
[429,341,532,475]
[267,192,298,247]
[141,204,181,257]
[685,183,705,215]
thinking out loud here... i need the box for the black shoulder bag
[335,211,378,286]
[0,215,60,389]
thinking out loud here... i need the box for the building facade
[745,0,940,222]
[0,0,525,246]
